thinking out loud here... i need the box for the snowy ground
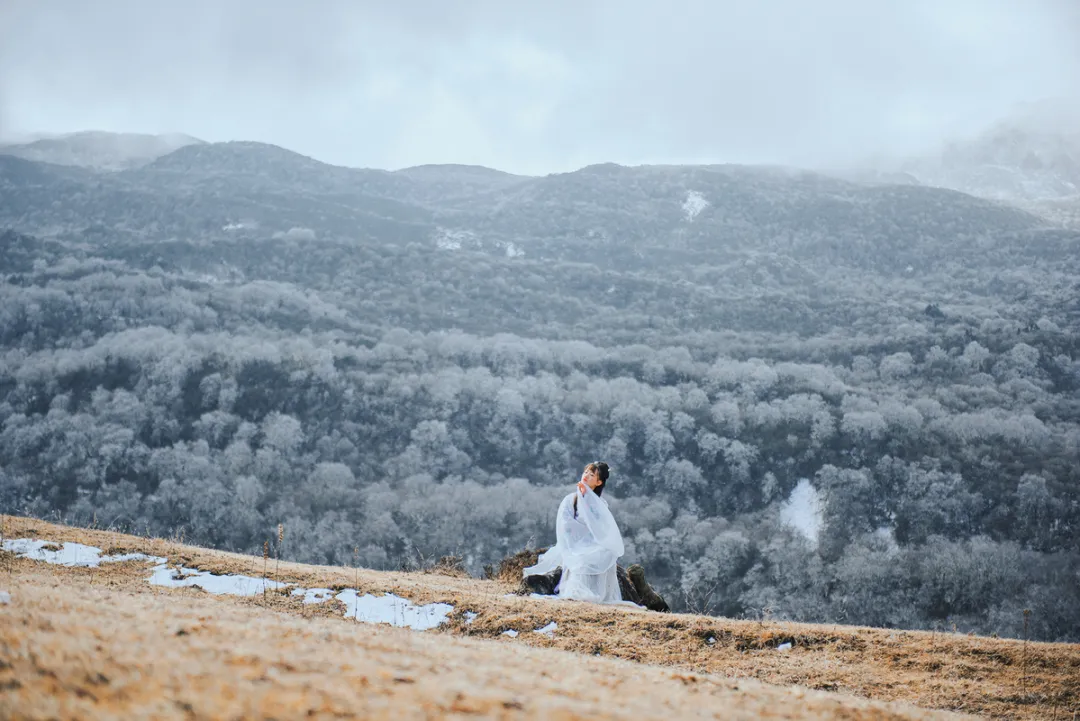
[1,518,1065,721]
[682,190,709,220]
[2,538,554,636]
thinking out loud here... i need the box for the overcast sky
[1,1,1077,175]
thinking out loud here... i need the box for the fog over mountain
[1,1,1078,642]
[3,1,1079,173]
[0,132,204,171]
[836,100,1078,205]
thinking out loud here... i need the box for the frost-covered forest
[1,139,1078,641]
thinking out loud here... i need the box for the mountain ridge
[0,137,1065,278]
[0,130,204,171]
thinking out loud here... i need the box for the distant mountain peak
[575,162,629,176]
[138,140,343,176]
[871,99,1080,203]
[0,131,204,171]
[396,163,526,177]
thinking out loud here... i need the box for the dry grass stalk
[262,540,269,602]
[352,546,359,622]
[486,547,543,585]
[0,514,7,582]
[682,577,722,616]
[276,524,284,581]
[427,555,470,579]
[1022,608,1031,699]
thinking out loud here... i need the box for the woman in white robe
[523,462,639,606]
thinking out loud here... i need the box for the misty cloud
[1,0,1078,173]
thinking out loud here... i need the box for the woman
[523,461,639,606]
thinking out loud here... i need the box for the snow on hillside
[433,227,525,258]
[682,190,709,220]
[434,227,474,250]
[779,479,823,548]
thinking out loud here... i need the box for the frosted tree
[260,412,304,455]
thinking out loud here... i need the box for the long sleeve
[522,493,574,577]
[576,487,625,564]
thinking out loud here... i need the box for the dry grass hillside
[1,515,1077,720]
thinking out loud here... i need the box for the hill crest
[2,514,1076,720]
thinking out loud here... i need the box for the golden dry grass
[2,515,1078,720]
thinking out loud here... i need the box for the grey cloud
[1,0,1077,173]
[577,0,1080,166]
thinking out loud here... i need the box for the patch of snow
[0,591,10,605]
[706,636,716,645]
[682,190,709,221]
[2,539,165,568]
[504,242,525,258]
[3,538,285,597]
[10,538,457,632]
[464,611,478,624]
[533,622,557,638]
[779,479,823,548]
[434,227,476,250]
[291,588,336,604]
[777,642,793,651]
[501,629,519,638]
[272,227,316,241]
[3,539,103,566]
[337,590,453,631]
[148,563,287,596]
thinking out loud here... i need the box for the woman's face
[580,465,602,490]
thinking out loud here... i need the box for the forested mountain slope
[1,141,1077,641]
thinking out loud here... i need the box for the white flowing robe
[523,486,639,606]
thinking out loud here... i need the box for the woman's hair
[585,461,610,497]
